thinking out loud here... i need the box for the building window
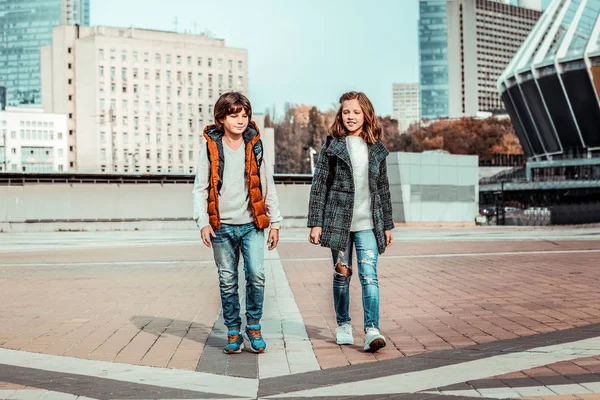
[99,49,105,60]
[166,54,171,64]
[176,55,182,65]
[122,50,127,61]
[68,79,72,85]
[208,58,213,67]
[238,60,243,70]
[155,70,161,80]
[133,51,138,62]
[155,53,161,63]
[99,66,104,76]
[187,56,192,66]
[68,95,72,101]
[197,57,202,67]
[68,63,72,69]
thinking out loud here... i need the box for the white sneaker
[364,328,386,352]
[335,323,354,345]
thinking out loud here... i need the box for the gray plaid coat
[307,136,394,254]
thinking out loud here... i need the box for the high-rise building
[0,0,89,107]
[419,0,543,120]
[41,25,248,173]
[392,83,420,132]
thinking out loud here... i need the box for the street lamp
[309,147,317,175]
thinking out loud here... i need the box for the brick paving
[0,247,221,371]
[281,240,600,369]
[1,229,600,399]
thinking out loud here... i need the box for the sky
[91,0,419,117]
[91,0,553,118]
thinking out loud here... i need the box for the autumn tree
[307,106,327,152]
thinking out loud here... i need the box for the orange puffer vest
[203,121,270,230]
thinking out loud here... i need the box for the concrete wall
[388,152,479,224]
[0,182,312,232]
[0,151,479,232]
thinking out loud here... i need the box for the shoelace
[248,329,262,339]
[228,334,240,342]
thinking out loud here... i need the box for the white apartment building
[392,83,420,132]
[0,107,69,173]
[41,25,248,173]
[420,0,542,119]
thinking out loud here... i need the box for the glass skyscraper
[0,0,89,106]
[419,0,450,120]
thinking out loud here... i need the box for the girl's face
[341,99,364,135]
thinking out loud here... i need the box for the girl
[307,91,394,352]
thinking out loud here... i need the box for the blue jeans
[331,229,380,331]
[212,222,265,331]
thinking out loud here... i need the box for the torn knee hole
[335,263,352,277]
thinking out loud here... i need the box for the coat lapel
[326,137,352,168]
[368,140,389,174]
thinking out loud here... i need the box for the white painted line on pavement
[0,348,257,398]
[270,248,600,262]
[260,248,320,379]
[3,248,600,268]
[266,335,600,398]
[0,260,214,267]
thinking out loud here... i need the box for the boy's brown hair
[213,91,253,129]
[329,91,382,144]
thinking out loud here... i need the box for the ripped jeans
[331,229,380,331]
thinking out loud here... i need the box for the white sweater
[346,136,374,232]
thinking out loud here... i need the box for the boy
[193,91,282,354]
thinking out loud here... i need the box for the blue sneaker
[245,324,266,353]
[223,330,244,354]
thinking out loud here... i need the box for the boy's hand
[308,227,322,245]
[201,225,216,248]
[267,228,279,250]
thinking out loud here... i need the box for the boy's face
[220,109,249,137]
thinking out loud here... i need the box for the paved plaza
[1,226,600,399]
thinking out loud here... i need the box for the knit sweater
[346,136,374,232]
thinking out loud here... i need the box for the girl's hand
[385,230,393,247]
[309,227,322,245]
